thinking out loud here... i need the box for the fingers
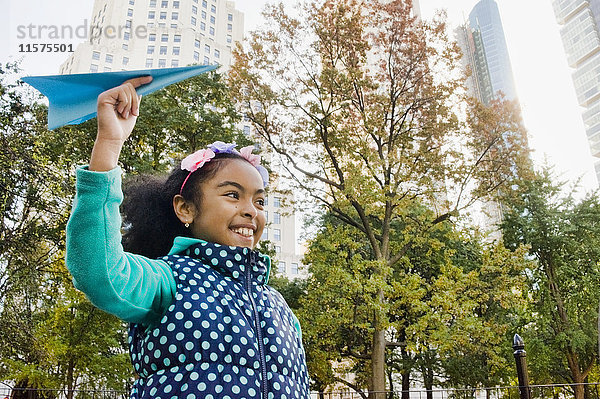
[125,75,153,88]
[113,76,152,119]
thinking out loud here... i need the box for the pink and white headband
[179,141,269,195]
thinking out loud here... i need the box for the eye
[225,191,239,199]
[256,198,265,207]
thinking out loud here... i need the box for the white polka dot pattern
[128,242,310,399]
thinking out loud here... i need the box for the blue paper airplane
[22,64,219,130]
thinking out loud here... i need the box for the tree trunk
[371,327,387,399]
[66,358,75,399]
[423,365,434,399]
[401,371,410,399]
[566,351,585,399]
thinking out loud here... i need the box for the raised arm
[66,77,176,326]
[90,76,152,171]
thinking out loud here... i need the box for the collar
[168,237,271,284]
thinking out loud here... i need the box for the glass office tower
[465,0,518,103]
[553,0,600,184]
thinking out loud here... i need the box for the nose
[240,199,258,218]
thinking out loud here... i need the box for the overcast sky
[2,0,596,194]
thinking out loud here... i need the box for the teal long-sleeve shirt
[66,166,202,326]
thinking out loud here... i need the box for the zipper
[246,251,268,399]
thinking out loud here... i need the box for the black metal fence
[2,384,600,399]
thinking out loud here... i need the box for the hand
[96,76,153,143]
[90,76,153,171]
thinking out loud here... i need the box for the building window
[124,32,130,41]
[172,46,180,55]
[171,59,179,67]
[194,51,199,61]
[159,59,166,67]
[227,23,232,32]
[204,44,210,53]
[210,15,215,24]
[265,210,269,221]
[147,45,155,54]
[274,229,281,241]
[160,46,167,55]
[202,0,207,8]
[146,59,153,68]
[104,66,112,72]
[264,196,268,206]
[90,64,98,72]
[203,56,210,64]
[170,23,177,28]
[243,125,250,135]
[202,10,206,19]
[127,8,133,17]
[161,34,168,42]
[174,34,181,42]
[122,43,128,50]
[172,12,178,20]
[291,263,299,275]
[122,56,129,65]
[149,33,156,41]
[173,0,179,8]
[160,11,167,19]
[129,0,134,4]
[274,197,281,207]
[161,0,168,7]
[92,51,100,60]
[200,22,206,31]
[125,20,132,28]
[278,261,286,273]
[228,13,233,21]
[194,39,200,48]
[210,4,216,13]
[147,22,155,28]
[191,16,197,25]
[275,246,281,254]
[262,229,268,240]
[105,54,113,63]
[209,26,214,36]
[158,22,166,27]
[150,0,156,6]
[192,5,197,14]
[274,212,281,224]
[227,34,232,44]
[213,49,220,59]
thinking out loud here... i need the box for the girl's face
[188,159,267,249]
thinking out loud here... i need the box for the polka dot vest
[127,241,310,399]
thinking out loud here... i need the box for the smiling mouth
[231,227,254,238]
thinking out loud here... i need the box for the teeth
[232,228,253,237]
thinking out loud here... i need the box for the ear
[173,194,197,225]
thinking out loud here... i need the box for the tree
[297,207,529,398]
[229,0,530,395]
[501,171,600,399]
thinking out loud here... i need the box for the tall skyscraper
[59,0,244,74]
[552,0,600,184]
[58,0,306,278]
[456,0,522,239]
[459,0,518,104]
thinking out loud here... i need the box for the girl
[65,77,310,399]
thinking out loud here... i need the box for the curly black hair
[121,152,249,258]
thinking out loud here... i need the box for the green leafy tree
[297,208,529,398]
[229,0,530,395]
[501,171,600,399]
